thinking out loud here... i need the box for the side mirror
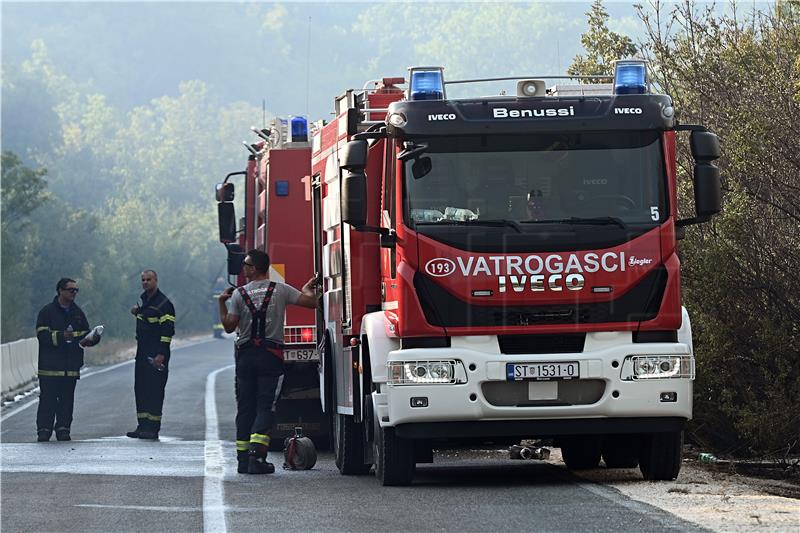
[412,157,432,180]
[340,140,368,171]
[690,131,720,162]
[216,182,234,202]
[218,202,237,243]
[693,163,721,217]
[341,170,367,227]
[225,243,245,276]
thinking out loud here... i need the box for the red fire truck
[311,60,721,485]
[216,116,327,447]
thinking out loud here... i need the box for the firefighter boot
[126,427,142,438]
[237,451,250,474]
[247,444,275,474]
[55,427,71,441]
[37,429,52,442]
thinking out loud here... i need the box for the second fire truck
[216,117,327,447]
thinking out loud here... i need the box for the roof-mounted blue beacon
[614,59,648,95]
[290,116,308,143]
[408,67,446,101]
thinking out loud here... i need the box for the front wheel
[374,423,415,486]
[639,431,682,480]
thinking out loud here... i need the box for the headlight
[387,360,466,385]
[621,355,694,381]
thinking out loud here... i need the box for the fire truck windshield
[404,131,666,237]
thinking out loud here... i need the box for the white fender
[361,312,399,384]
[678,306,694,355]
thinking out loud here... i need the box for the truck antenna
[262,98,266,129]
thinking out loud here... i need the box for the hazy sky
[2,1,656,120]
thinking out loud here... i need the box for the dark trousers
[235,346,284,451]
[37,376,78,432]
[134,358,169,432]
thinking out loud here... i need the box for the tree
[1,152,50,340]
[568,0,639,77]
[637,0,800,458]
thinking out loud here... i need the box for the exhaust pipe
[509,444,551,460]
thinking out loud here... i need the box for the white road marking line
[204,364,234,533]
[0,338,217,423]
[75,504,200,512]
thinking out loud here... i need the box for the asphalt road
[1,338,705,532]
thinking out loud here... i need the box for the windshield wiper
[416,219,522,233]
[563,217,628,229]
[519,217,628,229]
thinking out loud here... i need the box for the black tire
[602,435,640,468]
[374,424,415,486]
[560,436,602,470]
[334,412,370,474]
[639,431,682,480]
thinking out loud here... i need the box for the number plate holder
[506,361,579,381]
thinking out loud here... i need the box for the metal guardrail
[1,337,38,399]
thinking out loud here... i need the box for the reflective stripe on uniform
[38,370,80,377]
[73,330,88,337]
[159,314,175,323]
[137,412,162,421]
[147,317,159,323]
[236,440,250,452]
[250,433,271,446]
[37,326,50,333]
[51,331,58,346]
[160,336,172,343]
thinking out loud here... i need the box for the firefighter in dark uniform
[35,277,100,442]
[127,269,175,440]
[218,249,318,474]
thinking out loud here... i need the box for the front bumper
[374,332,692,435]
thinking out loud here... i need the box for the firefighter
[35,278,100,442]
[218,249,318,474]
[127,269,175,440]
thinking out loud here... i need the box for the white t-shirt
[227,279,301,346]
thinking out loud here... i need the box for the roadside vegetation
[570,0,799,464]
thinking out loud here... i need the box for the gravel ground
[437,445,799,532]
[543,447,800,532]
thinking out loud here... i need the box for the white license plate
[284,349,319,361]
[507,362,579,381]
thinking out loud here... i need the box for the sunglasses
[62,287,79,294]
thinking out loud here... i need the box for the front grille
[482,379,605,407]
[499,334,585,354]
[415,266,667,327]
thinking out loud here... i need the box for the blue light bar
[409,68,445,101]
[614,60,648,95]
[290,116,308,142]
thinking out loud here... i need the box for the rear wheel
[602,435,640,468]
[333,384,370,475]
[334,411,370,474]
[639,431,682,480]
[374,423,415,486]
[560,436,602,470]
